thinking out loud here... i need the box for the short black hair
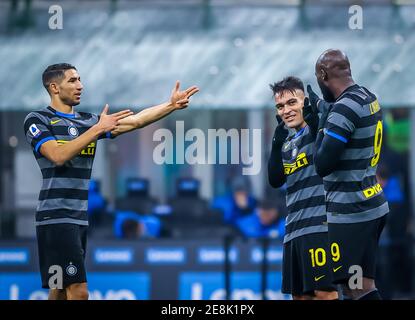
[269,76,304,97]
[42,63,77,93]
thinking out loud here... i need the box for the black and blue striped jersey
[281,125,328,243]
[23,106,111,226]
[322,84,389,224]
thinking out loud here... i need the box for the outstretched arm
[40,105,132,166]
[111,81,199,137]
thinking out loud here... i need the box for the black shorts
[328,215,387,284]
[36,223,88,289]
[282,232,336,296]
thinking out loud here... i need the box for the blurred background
[0,0,415,300]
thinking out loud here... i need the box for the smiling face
[275,89,306,130]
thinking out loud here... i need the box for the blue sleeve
[313,129,347,177]
[24,113,56,154]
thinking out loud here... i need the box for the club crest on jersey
[68,125,79,137]
[284,152,309,175]
[29,124,41,138]
[66,262,77,276]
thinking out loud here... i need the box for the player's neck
[295,121,307,132]
[333,78,356,100]
[50,99,74,114]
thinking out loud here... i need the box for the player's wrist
[166,100,178,111]
[91,123,106,137]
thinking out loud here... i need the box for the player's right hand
[272,115,289,147]
[303,97,319,137]
[97,104,133,133]
[306,85,322,112]
[170,81,200,110]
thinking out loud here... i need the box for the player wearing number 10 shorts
[268,77,338,300]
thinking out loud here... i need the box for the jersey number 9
[371,120,383,167]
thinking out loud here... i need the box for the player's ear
[49,82,59,95]
[321,69,328,81]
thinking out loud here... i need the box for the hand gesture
[303,97,319,137]
[97,104,133,133]
[306,85,322,112]
[170,81,199,110]
[272,115,289,147]
[306,85,333,132]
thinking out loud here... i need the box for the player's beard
[62,95,80,107]
[317,81,336,103]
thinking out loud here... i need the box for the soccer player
[268,76,337,300]
[309,49,389,300]
[23,63,199,300]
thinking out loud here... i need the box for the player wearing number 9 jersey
[311,49,389,300]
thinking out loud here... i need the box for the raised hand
[272,115,289,147]
[307,85,322,112]
[97,104,133,133]
[170,81,199,110]
[307,85,334,132]
[303,97,319,137]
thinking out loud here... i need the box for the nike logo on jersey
[50,119,62,125]
[333,266,342,273]
[314,275,325,282]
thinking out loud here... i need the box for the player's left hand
[170,81,200,110]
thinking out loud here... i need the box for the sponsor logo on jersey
[284,152,309,175]
[363,183,382,199]
[57,140,96,157]
[314,275,325,282]
[80,142,96,157]
[50,119,62,125]
[369,100,380,115]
